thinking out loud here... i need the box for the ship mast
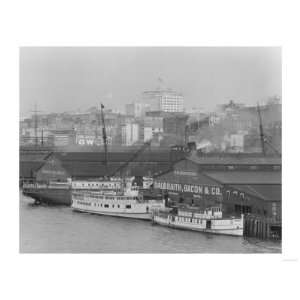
[257,103,266,156]
[100,103,108,170]
[256,102,281,157]
[31,103,41,147]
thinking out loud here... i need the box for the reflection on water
[20,194,281,253]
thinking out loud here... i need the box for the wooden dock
[244,214,281,240]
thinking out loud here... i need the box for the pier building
[153,152,281,221]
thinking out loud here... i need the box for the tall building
[163,113,188,137]
[143,127,153,142]
[125,102,150,118]
[142,88,184,112]
[121,123,139,146]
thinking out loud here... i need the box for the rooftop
[188,152,281,165]
[59,161,171,178]
[154,171,222,187]
[203,171,281,185]
[50,151,180,163]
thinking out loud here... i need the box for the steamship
[22,181,72,205]
[152,206,244,236]
[71,177,165,220]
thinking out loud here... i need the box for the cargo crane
[257,103,281,157]
[99,104,153,179]
[109,140,152,178]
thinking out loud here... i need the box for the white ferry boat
[71,178,165,220]
[152,207,244,236]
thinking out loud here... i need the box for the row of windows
[77,201,92,206]
[90,195,138,201]
[74,183,119,188]
[161,101,183,105]
[175,216,204,224]
[87,202,132,209]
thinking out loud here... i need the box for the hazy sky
[20,47,281,118]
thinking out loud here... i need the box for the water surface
[20,194,281,253]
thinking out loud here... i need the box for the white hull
[73,207,152,220]
[153,215,244,237]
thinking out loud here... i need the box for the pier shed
[204,171,282,220]
[33,151,178,182]
[153,154,282,220]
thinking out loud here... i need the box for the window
[272,202,277,217]
[104,204,109,208]
[118,205,120,208]
[125,205,131,209]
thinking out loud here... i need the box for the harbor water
[20,193,281,253]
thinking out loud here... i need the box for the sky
[20,47,281,118]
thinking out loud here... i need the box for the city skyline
[20,47,281,118]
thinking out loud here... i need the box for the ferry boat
[22,177,125,205]
[152,206,244,236]
[71,177,165,220]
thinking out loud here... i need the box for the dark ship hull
[22,187,71,205]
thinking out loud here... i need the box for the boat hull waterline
[73,207,152,220]
[152,214,244,236]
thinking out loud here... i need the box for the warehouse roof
[203,171,281,185]
[59,161,172,178]
[188,153,281,165]
[20,161,45,178]
[49,151,180,163]
[154,171,222,187]
[228,184,282,201]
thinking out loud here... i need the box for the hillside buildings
[121,123,139,146]
[20,82,281,155]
